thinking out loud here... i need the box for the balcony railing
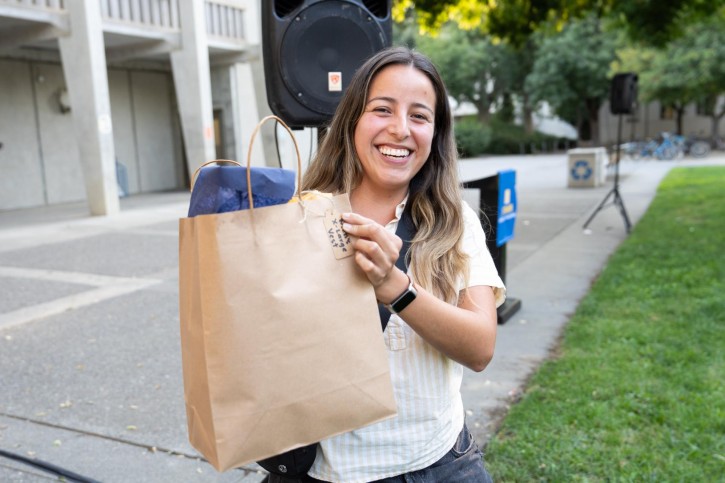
[100,0,180,31]
[205,0,245,42]
[3,0,65,10]
[0,0,249,57]
[99,0,245,41]
[0,0,246,40]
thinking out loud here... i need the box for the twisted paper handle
[246,115,303,210]
[189,159,240,191]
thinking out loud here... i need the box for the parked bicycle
[621,132,710,160]
[714,136,725,151]
[621,133,679,160]
[673,134,711,158]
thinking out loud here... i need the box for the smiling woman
[267,46,506,483]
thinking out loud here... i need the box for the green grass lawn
[485,166,725,482]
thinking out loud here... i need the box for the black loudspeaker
[262,0,392,128]
[610,73,638,115]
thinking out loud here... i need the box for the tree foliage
[617,12,725,136]
[393,0,725,47]
[392,0,494,35]
[392,1,725,144]
[415,24,517,123]
[525,15,616,143]
[607,0,725,47]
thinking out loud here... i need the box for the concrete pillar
[171,0,216,180]
[241,0,262,46]
[57,1,119,216]
[231,62,267,167]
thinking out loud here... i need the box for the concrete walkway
[1,154,722,482]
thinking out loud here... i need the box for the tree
[617,15,725,137]
[394,8,538,132]
[673,17,725,141]
[415,24,515,123]
[392,0,494,36]
[525,15,617,143]
[606,0,725,48]
[502,43,537,133]
[636,50,699,136]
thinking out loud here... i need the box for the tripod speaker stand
[582,114,632,233]
[583,73,637,233]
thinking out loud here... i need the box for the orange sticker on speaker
[328,72,342,92]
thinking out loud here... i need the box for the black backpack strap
[378,208,416,332]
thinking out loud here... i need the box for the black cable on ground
[0,448,103,483]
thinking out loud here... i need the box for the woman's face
[353,64,436,197]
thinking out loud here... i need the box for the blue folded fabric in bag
[188,165,296,217]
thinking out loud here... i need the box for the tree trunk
[675,104,685,135]
[522,92,534,134]
[586,98,601,145]
[498,92,515,123]
[475,102,491,123]
[576,108,588,143]
[710,105,725,146]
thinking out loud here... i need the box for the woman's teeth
[379,147,410,158]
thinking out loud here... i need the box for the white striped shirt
[308,200,506,483]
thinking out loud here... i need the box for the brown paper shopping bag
[178,116,396,472]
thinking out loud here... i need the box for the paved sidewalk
[0,154,722,482]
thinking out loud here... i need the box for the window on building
[660,105,675,120]
[696,97,715,117]
[213,109,224,159]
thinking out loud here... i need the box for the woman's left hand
[341,212,409,303]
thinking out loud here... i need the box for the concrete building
[599,98,725,146]
[0,0,315,215]
[524,98,724,148]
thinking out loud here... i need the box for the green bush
[487,120,525,154]
[454,118,492,158]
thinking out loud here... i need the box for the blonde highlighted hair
[302,47,468,303]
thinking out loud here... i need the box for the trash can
[567,147,608,188]
[116,159,129,198]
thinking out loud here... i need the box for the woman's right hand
[341,212,410,304]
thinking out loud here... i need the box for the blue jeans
[265,424,493,483]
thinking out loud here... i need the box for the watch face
[392,290,417,313]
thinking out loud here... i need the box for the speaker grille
[362,0,389,18]
[263,0,393,127]
[274,0,305,18]
[278,2,387,116]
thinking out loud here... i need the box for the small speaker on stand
[610,73,638,115]
[583,73,638,233]
[262,0,393,129]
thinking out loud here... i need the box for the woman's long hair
[302,47,468,303]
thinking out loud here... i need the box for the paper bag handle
[189,159,241,192]
[246,115,303,210]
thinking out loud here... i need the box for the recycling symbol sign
[571,159,593,180]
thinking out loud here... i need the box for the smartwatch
[385,274,418,314]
